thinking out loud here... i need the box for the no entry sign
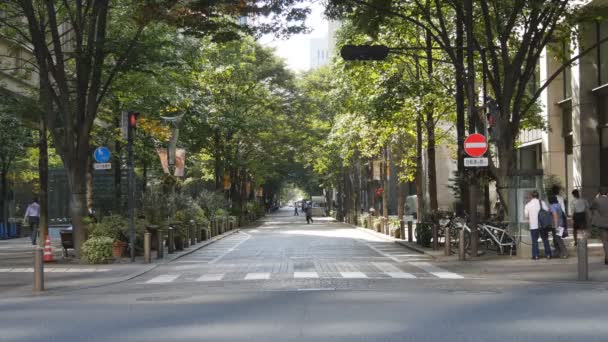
[464,134,488,157]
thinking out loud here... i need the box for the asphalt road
[2,208,607,342]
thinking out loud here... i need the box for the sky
[258,2,328,71]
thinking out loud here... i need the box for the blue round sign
[93,147,111,163]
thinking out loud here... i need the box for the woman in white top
[570,189,588,245]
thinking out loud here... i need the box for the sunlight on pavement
[280,229,387,242]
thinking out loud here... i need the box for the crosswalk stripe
[340,271,367,279]
[294,272,319,279]
[386,272,416,279]
[196,274,225,282]
[372,262,402,273]
[409,262,464,279]
[146,274,180,284]
[244,272,270,280]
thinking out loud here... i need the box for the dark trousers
[306,215,313,224]
[28,216,40,245]
[531,229,551,258]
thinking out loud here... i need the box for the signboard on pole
[464,133,488,157]
[464,158,488,167]
[93,162,112,170]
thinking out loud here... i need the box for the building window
[518,144,541,171]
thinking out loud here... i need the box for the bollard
[458,229,466,261]
[168,227,175,254]
[144,232,151,264]
[157,229,164,259]
[34,247,44,292]
[577,236,589,281]
[184,228,190,249]
[407,221,413,242]
[202,228,208,241]
[400,220,405,240]
[444,226,451,256]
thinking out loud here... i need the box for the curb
[161,228,241,264]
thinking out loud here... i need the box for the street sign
[464,157,488,167]
[93,162,112,170]
[93,146,111,163]
[464,133,488,157]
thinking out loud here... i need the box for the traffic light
[128,112,138,129]
[340,45,390,61]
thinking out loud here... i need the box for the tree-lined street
[2,0,608,340]
[2,209,608,341]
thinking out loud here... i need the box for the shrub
[415,222,433,248]
[81,237,114,264]
[88,215,128,242]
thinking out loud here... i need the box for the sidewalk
[351,222,608,283]
[0,229,241,297]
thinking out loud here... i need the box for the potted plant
[87,215,129,258]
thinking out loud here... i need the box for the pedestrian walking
[590,188,608,265]
[548,195,568,258]
[305,204,313,224]
[294,205,299,216]
[524,190,552,260]
[570,189,589,245]
[23,198,40,245]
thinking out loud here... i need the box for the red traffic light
[341,45,390,61]
[128,112,137,129]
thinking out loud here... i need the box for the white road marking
[196,274,225,282]
[372,262,402,273]
[146,274,180,284]
[360,241,401,262]
[209,232,251,264]
[244,272,271,280]
[409,262,464,279]
[386,272,416,279]
[340,272,367,279]
[294,272,319,279]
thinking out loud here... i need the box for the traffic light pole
[127,114,136,262]
[465,0,479,258]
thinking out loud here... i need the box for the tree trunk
[382,147,389,218]
[425,31,438,212]
[38,119,49,245]
[214,132,222,191]
[86,155,94,214]
[67,162,89,256]
[415,115,425,220]
[455,3,467,212]
[113,118,122,212]
[1,165,7,235]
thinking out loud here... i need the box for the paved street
[1,209,608,342]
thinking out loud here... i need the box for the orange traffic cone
[43,236,54,262]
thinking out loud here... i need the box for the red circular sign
[464,134,488,157]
